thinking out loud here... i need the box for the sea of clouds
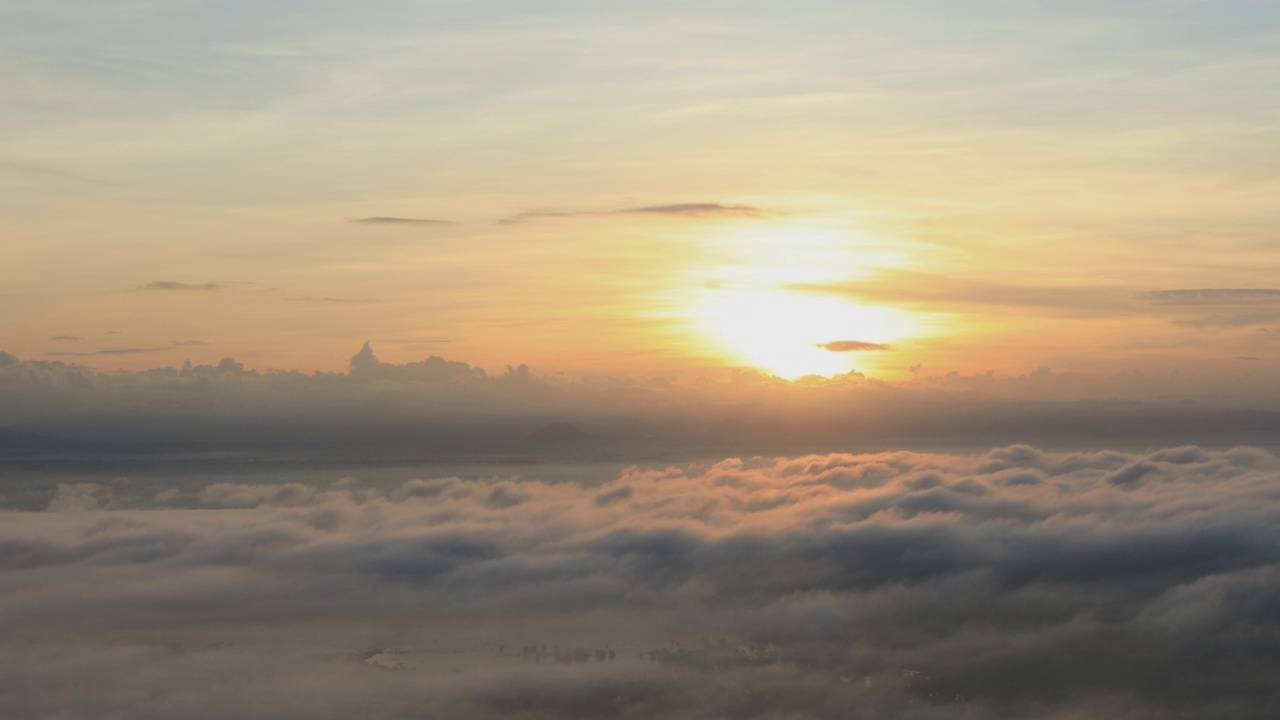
[5,444,1280,718]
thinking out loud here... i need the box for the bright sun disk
[692,288,912,379]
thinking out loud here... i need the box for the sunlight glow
[691,288,914,379]
[671,223,921,379]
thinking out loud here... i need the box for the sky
[4,0,1280,384]
[7,3,1280,718]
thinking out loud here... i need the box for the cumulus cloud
[347,341,487,384]
[45,482,115,511]
[3,445,1280,718]
[198,482,317,508]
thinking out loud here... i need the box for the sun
[668,223,920,379]
[690,287,912,379]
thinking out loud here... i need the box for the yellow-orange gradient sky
[4,2,1280,384]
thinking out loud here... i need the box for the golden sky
[4,1,1280,384]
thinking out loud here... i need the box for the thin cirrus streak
[4,445,1279,718]
[350,217,455,226]
[500,202,767,224]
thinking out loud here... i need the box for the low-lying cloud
[4,445,1280,718]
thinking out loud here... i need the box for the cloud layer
[4,445,1280,718]
[5,344,1280,458]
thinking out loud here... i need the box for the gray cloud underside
[351,216,454,225]
[135,281,222,291]
[501,202,765,224]
[5,445,1280,718]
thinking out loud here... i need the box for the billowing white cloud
[4,445,1280,717]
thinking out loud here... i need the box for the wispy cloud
[50,335,81,342]
[794,272,1129,316]
[46,340,208,356]
[281,297,380,304]
[1135,289,1280,327]
[621,203,763,217]
[501,202,767,224]
[817,340,890,352]
[1175,310,1280,328]
[46,346,173,357]
[351,217,454,226]
[0,157,111,187]
[1140,289,1280,305]
[134,281,223,291]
